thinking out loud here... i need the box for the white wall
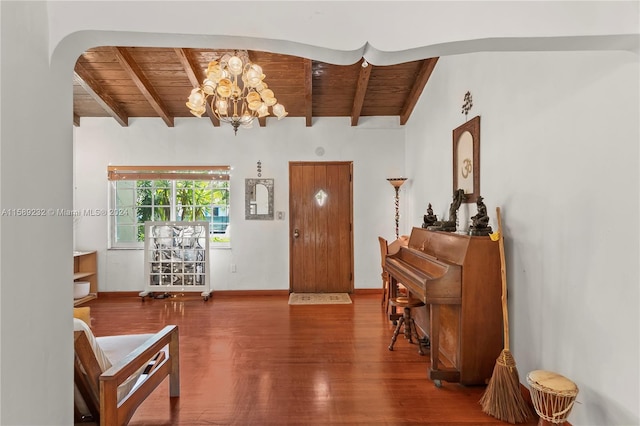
[0,2,75,425]
[74,117,406,293]
[46,1,639,65]
[405,50,639,425]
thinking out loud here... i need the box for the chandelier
[186,51,287,135]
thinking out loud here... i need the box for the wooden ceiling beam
[174,48,220,127]
[73,62,129,127]
[174,48,203,86]
[400,57,439,125]
[304,59,313,127]
[73,113,80,127]
[113,47,174,127]
[72,47,429,127]
[350,61,372,126]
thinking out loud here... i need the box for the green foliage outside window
[113,179,230,247]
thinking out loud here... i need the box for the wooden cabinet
[74,250,98,306]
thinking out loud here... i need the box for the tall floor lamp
[387,177,408,239]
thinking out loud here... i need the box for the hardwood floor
[82,292,541,425]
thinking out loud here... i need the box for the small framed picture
[453,115,480,203]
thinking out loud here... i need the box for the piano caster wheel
[434,379,442,388]
[418,336,430,349]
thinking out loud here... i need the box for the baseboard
[97,289,291,298]
[353,288,383,295]
[213,290,289,297]
[521,382,533,406]
[97,291,140,298]
[98,289,381,298]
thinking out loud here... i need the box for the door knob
[293,229,300,238]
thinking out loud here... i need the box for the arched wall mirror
[452,115,480,203]
[245,178,274,220]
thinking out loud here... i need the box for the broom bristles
[479,349,533,424]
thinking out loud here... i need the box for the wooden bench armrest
[101,325,178,383]
[99,325,180,426]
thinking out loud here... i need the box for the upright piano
[385,227,502,386]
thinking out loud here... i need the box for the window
[108,166,231,248]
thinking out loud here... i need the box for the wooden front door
[289,162,353,293]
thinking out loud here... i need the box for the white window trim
[107,166,231,250]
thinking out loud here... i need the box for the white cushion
[74,318,112,371]
[97,334,154,365]
[97,333,158,401]
[74,318,112,417]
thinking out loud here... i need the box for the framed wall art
[452,115,480,203]
[245,178,274,220]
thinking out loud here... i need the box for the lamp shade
[387,177,408,188]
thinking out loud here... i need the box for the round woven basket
[527,370,578,424]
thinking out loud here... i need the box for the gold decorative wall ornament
[461,91,473,118]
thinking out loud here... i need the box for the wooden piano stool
[380,235,410,323]
[387,296,428,355]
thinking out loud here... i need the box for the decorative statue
[469,195,493,236]
[421,203,438,228]
[427,189,466,232]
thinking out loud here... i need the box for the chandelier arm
[209,96,222,121]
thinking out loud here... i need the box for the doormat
[288,293,352,305]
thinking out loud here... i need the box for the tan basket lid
[527,370,578,392]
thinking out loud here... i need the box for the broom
[479,207,533,423]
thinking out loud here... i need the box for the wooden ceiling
[72,47,439,129]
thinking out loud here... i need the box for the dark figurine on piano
[469,195,493,236]
[422,203,438,228]
[427,189,465,232]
